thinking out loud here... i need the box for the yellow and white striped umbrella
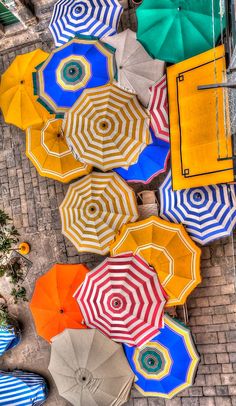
[64,83,151,171]
[26,118,92,183]
[59,172,139,254]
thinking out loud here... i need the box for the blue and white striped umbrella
[49,0,123,47]
[0,326,21,356]
[159,171,236,245]
[0,370,48,405]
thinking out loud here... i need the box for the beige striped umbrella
[59,172,139,255]
[64,83,151,171]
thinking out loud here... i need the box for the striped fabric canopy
[0,326,20,356]
[110,216,201,307]
[64,83,151,171]
[34,37,115,114]
[124,314,200,398]
[0,370,48,405]
[159,171,236,245]
[49,0,123,47]
[149,75,169,142]
[114,128,169,184]
[26,118,92,183]
[59,172,138,254]
[74,253,167,346]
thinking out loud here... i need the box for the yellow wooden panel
[167,45,234,190]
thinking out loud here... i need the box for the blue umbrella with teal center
[33,35,116,114]
[123,314,200,399]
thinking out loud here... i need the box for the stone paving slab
[0,1,236,406]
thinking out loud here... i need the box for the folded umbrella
[103,29,165,107]
[149,75,169,142]
[59,172,139,255]
[34,36,115,114]
[114,128,169,184]
[0,49,50,130]
[26,118,92,183]
[74,253,167,347]
[159,171,236,245]
[110,216,201,307]
[49,329,134,406]
[136,0,225,63]
[64,83,151,171]
[124,314,200,398]
[0,370,48,405]
[30,264,89,342]
[49,0,123,46]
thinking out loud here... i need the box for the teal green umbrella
[136,0,225,63]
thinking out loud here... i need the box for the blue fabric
[114,129,170,184]
[38,37,115,111]
[0,370,48,405]
[123,316,197,397]
[159,171,236,245]
[0,326,20,356]
[50,0,123,46]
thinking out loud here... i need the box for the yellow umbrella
[26,118,92,183]
[167,45,234,190]
[0,49,51,130]
[60,172,139,255]
[64,83,151,171]
[110,216,201,306]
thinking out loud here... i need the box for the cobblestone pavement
[0,2,236,406]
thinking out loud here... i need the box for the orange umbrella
[29,264,89,342]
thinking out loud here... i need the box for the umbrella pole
[198,82,236,89]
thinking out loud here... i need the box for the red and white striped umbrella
[149,75,169,142]
[74,253,167,347]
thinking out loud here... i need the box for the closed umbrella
[49,0,123,47]
[74,253,167,347]
[0,325,21,356]
[60,172,138,255]
[34,36,115,114]
[49,329,134,406]
[64,83,151,171]
[0,370,48,405]
[110,216,201,307]
[30,264,89,342]
[114,128,169,184]
[26,118,92,183]
[0,49,51,130]
[159,171,236,245]
[136,0,225,63]
[149,75,169,142]
[103,29,164,107]
[124,314,200,398]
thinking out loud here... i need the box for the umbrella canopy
[34,36,115,114]
[26,118,92,183]
[49,329,134,406]
[114,128,169,184]
[102,29,164,107]
[30,264,89,342]
[49,0,123,47]
[110,216,201,307]
[74,253,167,346]
[159,171,236,245]
[168,45,234,190]
[0,49,51,130]
[123,314,200,398]
[136,0,225,63]
[60,172,138,254]
[64,83,151,171]
[0,325,21,356]
[149,75,169,142]
[0,370,48,405]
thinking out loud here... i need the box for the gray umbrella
[48,329,134,406]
